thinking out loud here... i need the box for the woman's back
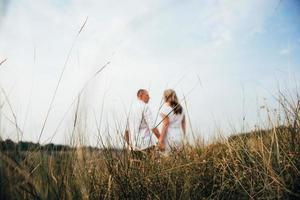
[160,103,184,152]
[161,103,184,129]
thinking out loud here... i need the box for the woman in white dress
[158,89,186,153]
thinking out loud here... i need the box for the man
[125,89,160,153]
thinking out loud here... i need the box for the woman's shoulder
[162,103,172,109]
[161,103,172,115]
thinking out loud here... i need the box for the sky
[0,0,300,146]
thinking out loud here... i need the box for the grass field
[0,127,299,199]
[0,96,299,199]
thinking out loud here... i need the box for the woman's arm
[159,114,169,149]
[181,115,186,135]
[124,129,130,145]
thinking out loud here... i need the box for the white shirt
[127,100,156,150]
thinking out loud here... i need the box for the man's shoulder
[135,100,149,108]
[131,100,148,113]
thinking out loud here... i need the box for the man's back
[128,100,156,150]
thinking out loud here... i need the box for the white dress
[160,103,184,151]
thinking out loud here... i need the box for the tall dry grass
[0,92,299,199]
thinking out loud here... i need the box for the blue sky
[0,0,299,146]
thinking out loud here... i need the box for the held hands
[158,138,166,151]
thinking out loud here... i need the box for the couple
[124,89,186,154]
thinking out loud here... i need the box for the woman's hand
[158,139,165,151]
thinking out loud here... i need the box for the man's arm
[144,105,160,139]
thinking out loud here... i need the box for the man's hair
[137,89,147,97]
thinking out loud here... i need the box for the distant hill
[0,139,99,152]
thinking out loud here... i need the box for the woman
[159,89,186,153]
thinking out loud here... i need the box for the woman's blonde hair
[163,89,183,115]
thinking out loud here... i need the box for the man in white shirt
[125,89,160,152]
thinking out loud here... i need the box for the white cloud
[279,48,290,55]
[202,0,275,46]
[211,27,233,46]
